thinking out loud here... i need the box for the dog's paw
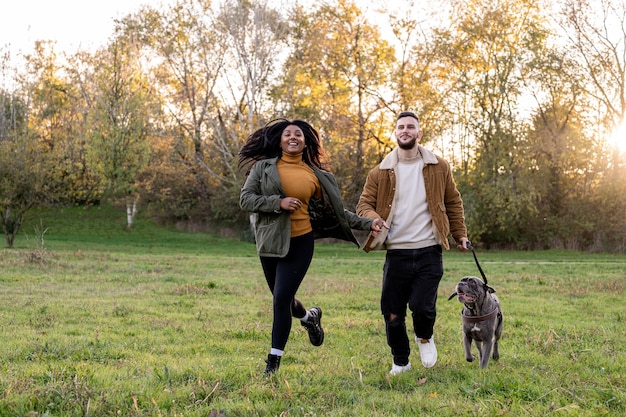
[466,354,475,362]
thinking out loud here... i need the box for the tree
[560,0,626,142]
[24,43,105,206]
[145,0,226,188]
[0,46,58,247]
[386,2,457,157]
[275,0,396,206]
[520,35,605,248]
[120,0,243,224]
[431,0,550,246]
[0,91,50,247]
[87,38,152,228]
[212,0,291,222]
[216,0,288,127]
[560,1,626,253]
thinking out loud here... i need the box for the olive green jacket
[356,146,467,251]
[240,157,373,257]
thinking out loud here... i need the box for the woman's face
[280,124,306,155]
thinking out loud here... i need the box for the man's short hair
[396,111,419,122]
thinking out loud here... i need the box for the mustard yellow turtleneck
[277,152,321,237]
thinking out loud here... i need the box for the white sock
[270,348,284,357]
[299,311,310,322]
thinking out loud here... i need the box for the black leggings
[260,232,314,350]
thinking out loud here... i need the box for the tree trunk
[126,197,138,228]
[2,208,21,248]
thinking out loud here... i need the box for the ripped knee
[385,313,405,327]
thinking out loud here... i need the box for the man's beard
[397,136,417,150]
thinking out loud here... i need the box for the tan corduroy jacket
[356,146,467,251]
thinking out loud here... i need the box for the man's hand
[370,218,389,237]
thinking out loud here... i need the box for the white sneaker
[416,337,437,368]
[389,361,411,376]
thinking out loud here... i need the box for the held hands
[280,197,303,212]
[370,218,389,237]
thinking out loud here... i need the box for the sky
[1,0,175,55]
[2,0,624,151]
[1,0,387,56]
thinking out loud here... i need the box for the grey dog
[448,276,503,368]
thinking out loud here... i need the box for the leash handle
[467,241,489,285]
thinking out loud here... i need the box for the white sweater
[386,154,438,250]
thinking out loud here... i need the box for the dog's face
[452,276,495,306]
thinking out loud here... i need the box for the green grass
[0,205,624,416]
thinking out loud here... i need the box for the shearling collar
[379,145,439,170]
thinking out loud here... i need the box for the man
[357,111,469,375]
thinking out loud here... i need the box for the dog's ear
[448,292,457,301]
[486,285,496,293]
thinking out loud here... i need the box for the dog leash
[464,242,502,323]
[467,241,489,286]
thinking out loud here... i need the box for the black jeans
[260,232,314,351]
[381,245,443,365]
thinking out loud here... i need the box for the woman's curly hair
[238,118,330,174]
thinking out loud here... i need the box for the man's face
[395,116,422,150]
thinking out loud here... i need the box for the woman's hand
[370,218,389,237]
[280,197,302,212]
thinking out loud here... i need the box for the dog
[448,275,503,369]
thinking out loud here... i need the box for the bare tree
[216,0,288,129]
[560,0,626,136]
[119,0,229,197]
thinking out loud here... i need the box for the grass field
[0,205,624,416]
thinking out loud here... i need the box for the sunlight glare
[608,118,626,154]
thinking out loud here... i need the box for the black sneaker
[264,354,281,375]
[301,306,324,346]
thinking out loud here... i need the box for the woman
[239,118,386,375]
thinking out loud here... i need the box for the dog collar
[461,307,500,323]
